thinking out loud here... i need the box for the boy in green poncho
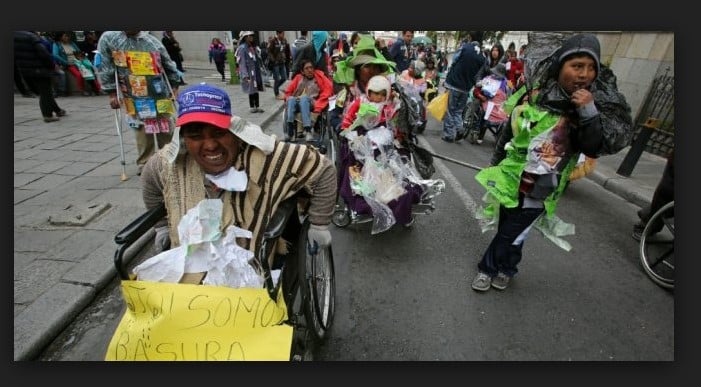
[471,33,633,292]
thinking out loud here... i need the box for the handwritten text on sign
[105,280,293,361]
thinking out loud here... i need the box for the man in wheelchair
[140,83,337,276]
[283,59,333,142]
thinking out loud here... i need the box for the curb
[586,171,651,210]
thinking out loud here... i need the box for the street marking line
[416,137,480,218]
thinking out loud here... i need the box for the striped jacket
[141,139,336,272]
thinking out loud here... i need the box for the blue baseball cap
[176,83,232,129]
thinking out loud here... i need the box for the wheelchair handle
[114,203,167,279]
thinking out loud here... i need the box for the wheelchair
[113,192,336,360]
[329,82,443,230]
[639,201,674,289]
[281,101,337,168]
[461,97,504,145]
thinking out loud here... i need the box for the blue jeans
[272,64,287,96]
[477,202,544,277]
[442,88,468,139]
[286,95,313,132]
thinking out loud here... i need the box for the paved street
[14,60,668,361]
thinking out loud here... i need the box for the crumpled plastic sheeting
[132,246,187,283]
[177,199,223,253]
[533,213,576,252]
[475,192,501,233]
[362,160,405,204]
[474,192,576,251]
[523,31,575,91]
[133,199,272,288]
[366,126,394,148]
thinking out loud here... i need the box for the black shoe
[286,122,296,141]
[57,109,67,117]
[441,136,454,143]
[632,222,645,241]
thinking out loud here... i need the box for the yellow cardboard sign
[105,280,293,361]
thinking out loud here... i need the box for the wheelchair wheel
[639,201,674,289]
[298,220,336,342]
[332,208,351,228]
[332,196,351,227]
[462,103,480,137]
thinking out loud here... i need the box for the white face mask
[205,167,248,192]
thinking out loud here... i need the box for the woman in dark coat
[14,31,66,122]
[235,31,265,113]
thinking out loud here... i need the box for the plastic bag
[407,142,435,179]
[426,91,449,122]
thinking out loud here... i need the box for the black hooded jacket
[491,34,633,164]
[14,31,55,78]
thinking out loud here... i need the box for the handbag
[426,90,449,122]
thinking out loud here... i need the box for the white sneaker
[471,272,492,292]
[305,132,314,142]
[491,272,511,290]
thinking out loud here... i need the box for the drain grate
[48,203,111,226]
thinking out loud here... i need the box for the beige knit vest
[159,141,323,272]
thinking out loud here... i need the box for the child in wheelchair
[335,75,444,233]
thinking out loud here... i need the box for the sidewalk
[12,61,666,360]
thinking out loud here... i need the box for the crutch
[113,71,129,181]
[155,61,180,147]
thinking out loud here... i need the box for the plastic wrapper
[133,199,278,288]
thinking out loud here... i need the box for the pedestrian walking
[14,31,66,122]
[267,31,292,100]
[235,31,265,113]
[208,37,228,82]
[470,33,634,292]
[441,31,485,142]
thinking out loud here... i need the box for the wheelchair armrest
[114,203,167,245]
[262,196,298,241]
[113,203,167,280]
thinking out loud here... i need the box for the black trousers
[214,61,226,79]
[14,63,33,95]
[248,93,259,108]
[478,201,544,277]
[23,76,61,118]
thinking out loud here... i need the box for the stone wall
[600,32,674,120]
